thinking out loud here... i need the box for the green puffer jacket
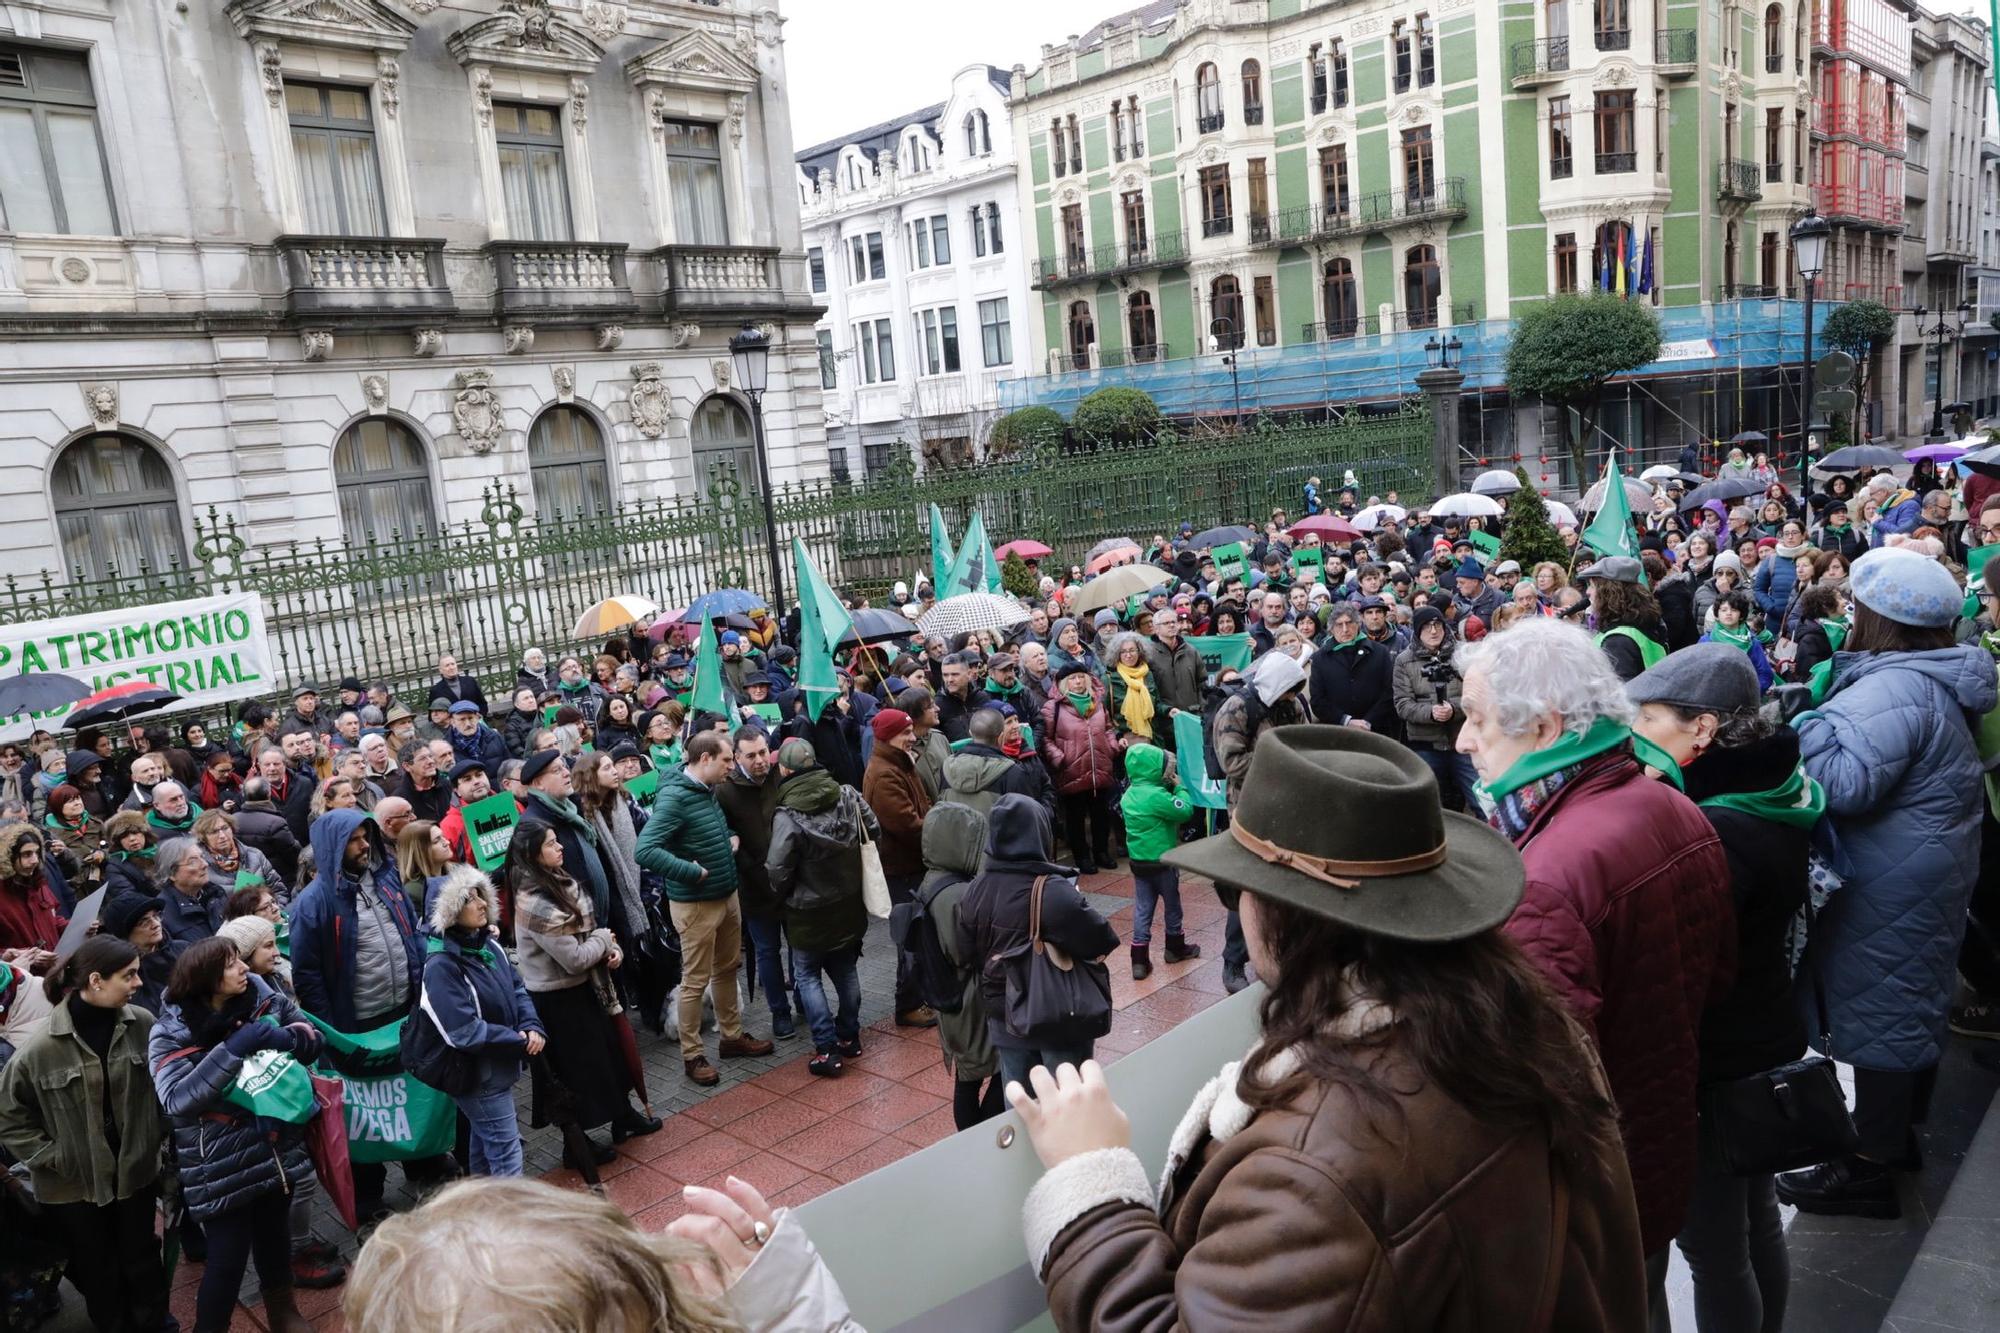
[918,803,996,1082]
[634,769,738,903]
[1117,743,1195,864]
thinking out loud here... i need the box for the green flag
[1580,450,1641,571]
[944,510,1001,596]
[1184,634,1253,679]
[793,536,854,722]
[929,504,953,594]
[690,612,733,729]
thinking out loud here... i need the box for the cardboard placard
[460,792,520,872]
[1212,541,1247,582]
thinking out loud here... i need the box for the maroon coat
[1038,681,1116,796]
[1502,752,1735,1257]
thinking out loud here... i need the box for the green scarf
[1323,632,1364,653]
[1481,715,1683,800]
[649,740,683,773]
[1709,622,1753,652]
[1698,764,1826,827]
[425,933,495,967]
[1064,690,1096,716]
[985,676,1023,699]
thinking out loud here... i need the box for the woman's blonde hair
[395,819,446,886]
[344,1177,737,1332]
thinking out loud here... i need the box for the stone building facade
[0,0,824,587]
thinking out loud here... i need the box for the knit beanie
[216,914,275,959]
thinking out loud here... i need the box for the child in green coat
[1119,743,1200,979]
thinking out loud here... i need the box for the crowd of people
[0,448,1996,1332]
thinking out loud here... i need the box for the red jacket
[1502,752,1735,1256]
[0,876,64,954]
[1039,681,1117,796]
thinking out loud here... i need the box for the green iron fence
[0,405,1430,709]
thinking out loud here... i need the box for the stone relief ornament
[553,366,576,401]
[453,370,504,453]
[666,323,700,350]
[569,78,590,129]
[301,330,334,362]
[712,359,733,390]
[376,57,400,119]
[82,383,119,429]
[362,374,388,413]
[258,43,285,107]
[596,323,625,352]
[471,66,493,128]
[629,363,670,439]
[59,258,90,284]
[500,0,557,50]
[406,0,444,13]
[412,328,445,358]
[580,1,627,40]
[503,325,536,355]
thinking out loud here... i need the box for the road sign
[1816,351,1857,388]
[1815,388,1858,418]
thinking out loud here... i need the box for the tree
[1819,299,1897,443]
[1504,294,1663,484]
[1071,387,1162,442]
[988,405,1064,458]
[1496,467,1571,572]
[1000,552,1040,600]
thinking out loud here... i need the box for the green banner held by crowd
[461,792,520,872]
[1184,634,1252,679]
[1172,710,1229,810]
[303,1014,457,1164]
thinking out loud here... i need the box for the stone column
[1415,365,1465,497]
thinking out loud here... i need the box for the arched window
[1322,258,1358,338]
[1241,60,1264,124]
[1067,300,1097,371]
[964,110,990,156]
[690,395,759,492]
[1210,275,1244,349]
[51,434,186,581]
[528,406,611,519]
[1127,291,1160,362]
[1403,245,1441,328]
[1764,4,1783,71]
[1196,63,1223,130]
[334,418,437,544]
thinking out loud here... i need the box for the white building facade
[0,0,826,588]
[795,65,1027,480]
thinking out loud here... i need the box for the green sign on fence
[461,792,520,872]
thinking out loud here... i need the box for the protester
[862,708,939,1028]
[1580,556,1669,679]
[1038,668,1117,875]
[716,728,793,1039]
[1307,600,1397,732]
[1118,742,1198,980]
[0,823,64,956]
[915,801,1002,1126]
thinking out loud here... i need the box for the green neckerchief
[649,740,683,773]
[1709,622,1753,651]
[1823,522,1852,538]
[1063,690,1095,716]
[425,933,496,967]
[1824,617,1850,653]
[985,676,1023,699]
[1697,763,1826,828]
[1481,715,1682,800]
[1323,632,1364,653]
[1981,627,2000,661]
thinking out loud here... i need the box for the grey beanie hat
[1626,642,1760,713]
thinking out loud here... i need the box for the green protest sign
[234,870,264,892]
[304,1013,457,1164]
[460,792,519,873]
[1184,634,1253,680]
[1212,541,1247,582]
[1172,710,1228,810]
[624,769,660,807]
[1468,530,1501,563]
[1290,546,1323,575]
[749,702,783,726]
[542,704,559,725]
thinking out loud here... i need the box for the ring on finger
[751,1219,771,1248]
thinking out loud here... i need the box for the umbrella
[838,606,920,648]
[1352,503,1407,531]
[1542,499,1580,529]
[1086,536,1138,561]
[571,594,660,640]
[682,587,767,622]
[1086,545,1142,575]
[1639,464,1683,484]
[0,670,90,721]
[1904,441,1972,464]
[1429,492,1505,519]
[1675,471,1708,488]
[1188,524,1256,550]
[1579,474,1654,512]
[646,611,753,641]
[1676,476,1767,512]
[1066,564,1171,617]
[918,592,1030,638]
[993,539,1052,561]
[1729,430,1769,445]
[1813,444,1907,473]
[1958,443,2000,481]
[1470,469,1522,496]
[64,682,182,731]
[1287,513,1363,543]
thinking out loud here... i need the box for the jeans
[1131,862,1182,946]
[1676,1116,1789,1333]
[998,1042,1094,1092]
[744,911,793,1021]
[197,1188,294,1331]
[953,1075,1006,1130]
[671,894,745,1062]
[792,943,863,1053]
[1059,790,1114,869]
[47,1188,168,1333]
[1414,746,1482,812]
[886,873,925,1014]
[454,1084,525,1177]
[1645,1247,1671,1333]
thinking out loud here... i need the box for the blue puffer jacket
[1751,547,1801,628]
[290,809,423,1031]
[1797,646,1999,1070]
[148,975,313,1221]
[419,863,543,1098]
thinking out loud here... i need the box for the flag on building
[1638,228,1655,296]
[1614,223,1628,297]
[792,537,853,722]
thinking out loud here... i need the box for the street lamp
[1910,301,1972,439]
[1209,317,1243,425]
[728,323,786,615]
[1790,209,1830,492]
[1424,334,1463,371]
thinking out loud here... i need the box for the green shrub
[988,405,1065,457]
[1070,387,1161,441]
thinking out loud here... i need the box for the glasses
[1981,524,2000,541]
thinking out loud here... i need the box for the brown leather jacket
[1028,1027,1648,1332]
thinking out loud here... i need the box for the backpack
[400,976,482,1097]
[889,874,967,1014]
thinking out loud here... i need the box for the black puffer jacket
[765,769,879,955]
[147,976,315,1221]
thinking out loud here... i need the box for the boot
[1164,936,1201,964]
[1130,945,1152,981]
[262,1286,314,1333]
[1775,1156,1901,1219]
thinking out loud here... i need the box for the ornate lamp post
[729,323,785,614]
[1789,209,1830,492]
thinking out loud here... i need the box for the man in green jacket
[634,731,774,1085]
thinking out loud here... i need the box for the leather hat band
[1229,822,1447,891]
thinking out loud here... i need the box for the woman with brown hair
[1581,557,1668,680]
[573,749,648,969]
[1008,727,1645,1328]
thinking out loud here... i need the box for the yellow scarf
[1115,662,1155,739]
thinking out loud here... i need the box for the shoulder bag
[1700,971,1859,1176]
[857,797,892,920]
[999,875,1113,1042]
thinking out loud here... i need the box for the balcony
[1655,27,1697,72]
[275,236,454,323]
[1595,152,1638,175]
[1766,52,1785,74]
[1765,159,1785,184]
[1029,231,1191,289]
[1719,158,1763,202]
[1202,213,1235,238]
[1301,303,1477,341]
[657,245,787,317]
[1510,36,1570,87]
[1333,178,1469,236]
[1253,201,1353,249]
[1595,27,1632,52]
[485,242,636,323]
[1248,213,1273,244]
[1197,111,1225,135]
[1717,283,1783,300]
[1309,85,1328,114]
[1243,102,1265,127]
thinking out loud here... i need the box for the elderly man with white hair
[1864,470,1923,543]
[146,779,198,838]
[1455,617,1734,1329]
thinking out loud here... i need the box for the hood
[0,823,40,879]
[780,774,861,846]
[922,800,986,878]
[983,793,1055,863]
[103,809,151,847]
[942,748,1012,794]
[1832,645,2000,714]
[1124,742,1167,785]
[776,768,841,814]
[427,861,499,936]
[63,748,102,781]
[310,807,381,891]
[1249,652,1307,706]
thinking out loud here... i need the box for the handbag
[858,804,892,920]
[999,875,1114,1042]
[1701,975,1859,1177]
[399,981,483,1097]
[303,1073,357,1231]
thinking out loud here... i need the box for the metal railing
[1256,201,1353,247]
[1655,27,1697,64]
[1719,158,1764,201]
[1197,111,1225,134]
[1248,213,1272,243]
[1509,36,1571,82]
[1301,303,1478,341]
[1765,158,1785,183]
[1596,151,1638,174]
[1030,231,1191,287]
[1202,213,1234,238]
[1717,283,1781,299]
[1338,178,1469,232]
[1595,27,1631,51]
[1243,102,1264,126]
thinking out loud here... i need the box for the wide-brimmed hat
[1164,725,1523,942]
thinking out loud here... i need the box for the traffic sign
[1814,388,1858,418]
[1815,351,1856,388]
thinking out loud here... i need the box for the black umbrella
[1188,524,1255,550]
[1729,430,1769,445]
[1813,444,1907,473]
[838,607,920,648]
[1676,476,1767,512]
[63,681,182,731]
[0,670,90,721]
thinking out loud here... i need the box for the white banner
[0,592,273,739]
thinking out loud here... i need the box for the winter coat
[1118,744,1193,864]
[447,722,510,776]
[765,769,878,955]
[234,801,302,892]
[1597,623,1666,682]
[634,769,738,903]
[939,744,1054,825]
[159,881,228,950]
[918,803,996,1081]
[1140,635,1205,714]
[1871,490,1923,541]
[1213,656,1311,806]
[1699,629,1776,692]
[148,976,314,1221]
[1103,665,1162,741]
[1501,752,1735,1255]
[955,796,1119,1052]
[1655,572,1699,652]
[200,842,284,905]
[520,792,615,931]
[1039,680,1117,796]
[289,808,423,1032]
[1752,548,1804,625]
[715,764,781,919]
[515,667,553,699]
[428,673,488,715]
[935,686,994,745]
[420,864,543,1098]
[861,744,931,877]
[1791,617,1837,682]
[1391,640,1464,749]
[1816,522,1866,564]
[1028,1024,1647,1333]
[911,726,951,801]
[502,708,542,760]
[1308,639,1398,734]
[1797,647,1999,1071]
[0,998,161,1206]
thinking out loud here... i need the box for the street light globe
[1790,209,1831,279]
[729,323,771,397]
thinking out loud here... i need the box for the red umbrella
[1085,545,1140,575]
[994,539,1053,560]
[1288,514,1363,543]
[63,681,182,730]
